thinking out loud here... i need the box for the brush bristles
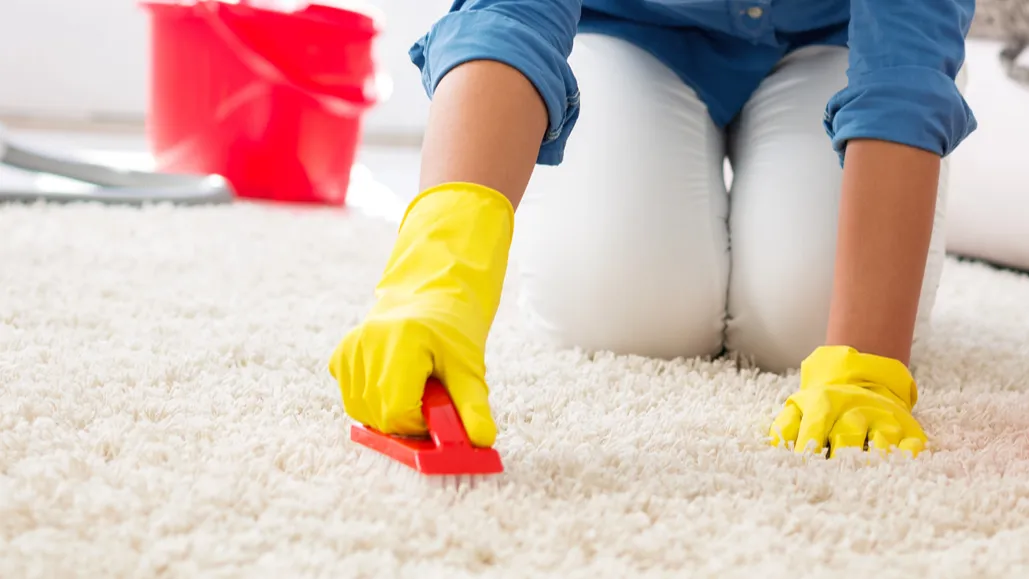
[352,447,500,493]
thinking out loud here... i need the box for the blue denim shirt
[410,0,977,166]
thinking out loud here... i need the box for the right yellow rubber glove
[328,182,513,448]
[769,345,927,458]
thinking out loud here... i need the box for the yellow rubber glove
[328,182,513,448]
[768,345,927,458]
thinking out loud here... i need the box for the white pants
[511,34,952,373]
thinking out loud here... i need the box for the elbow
[408,3,583,166]
[823,66,977,165]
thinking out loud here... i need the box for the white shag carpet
[3,201,1029,578]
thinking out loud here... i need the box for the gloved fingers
[369,345,432,437]
[898,436,926,458]
[828,409,869,458]
[330,329,374,428]
[439,366,498,448]
[351,318,433,436]
[867,420,903,456]
[896,413,928,458]
[768,402,802,449]
[868,418,926,458]
[328,340,343,380]
[793,397,834,456]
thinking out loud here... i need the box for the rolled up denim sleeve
[823,0,978,164]
[409,0,582,166]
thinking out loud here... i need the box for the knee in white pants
[514,41,951,371]
[724,45,949,372]
[512,34,730,360]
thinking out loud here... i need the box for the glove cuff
[799,346,919,409]
[374,181,515,341]
[398,181,515,234]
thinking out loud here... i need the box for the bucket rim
[139,0,384,31]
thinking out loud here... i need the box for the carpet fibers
[2,202,1029,578]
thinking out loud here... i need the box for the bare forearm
[418,60,549,210]
[826,139,941,366]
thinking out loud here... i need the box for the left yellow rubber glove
[769,345,927,458]
[328,182,513,448]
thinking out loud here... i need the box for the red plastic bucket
[141,0,382,205]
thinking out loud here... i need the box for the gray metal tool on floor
[0,123,234,205]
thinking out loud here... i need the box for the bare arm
[418,60,549,211]
[825,139,941,366]
[820,0,974,367]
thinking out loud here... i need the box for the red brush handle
[422,378,471,448]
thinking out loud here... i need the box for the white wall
[0,0,149,120]
[365,0,450,134]
[0,0,450,135]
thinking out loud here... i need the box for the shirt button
[746,6,763,18]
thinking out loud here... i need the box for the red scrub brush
[350,378,504,477]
